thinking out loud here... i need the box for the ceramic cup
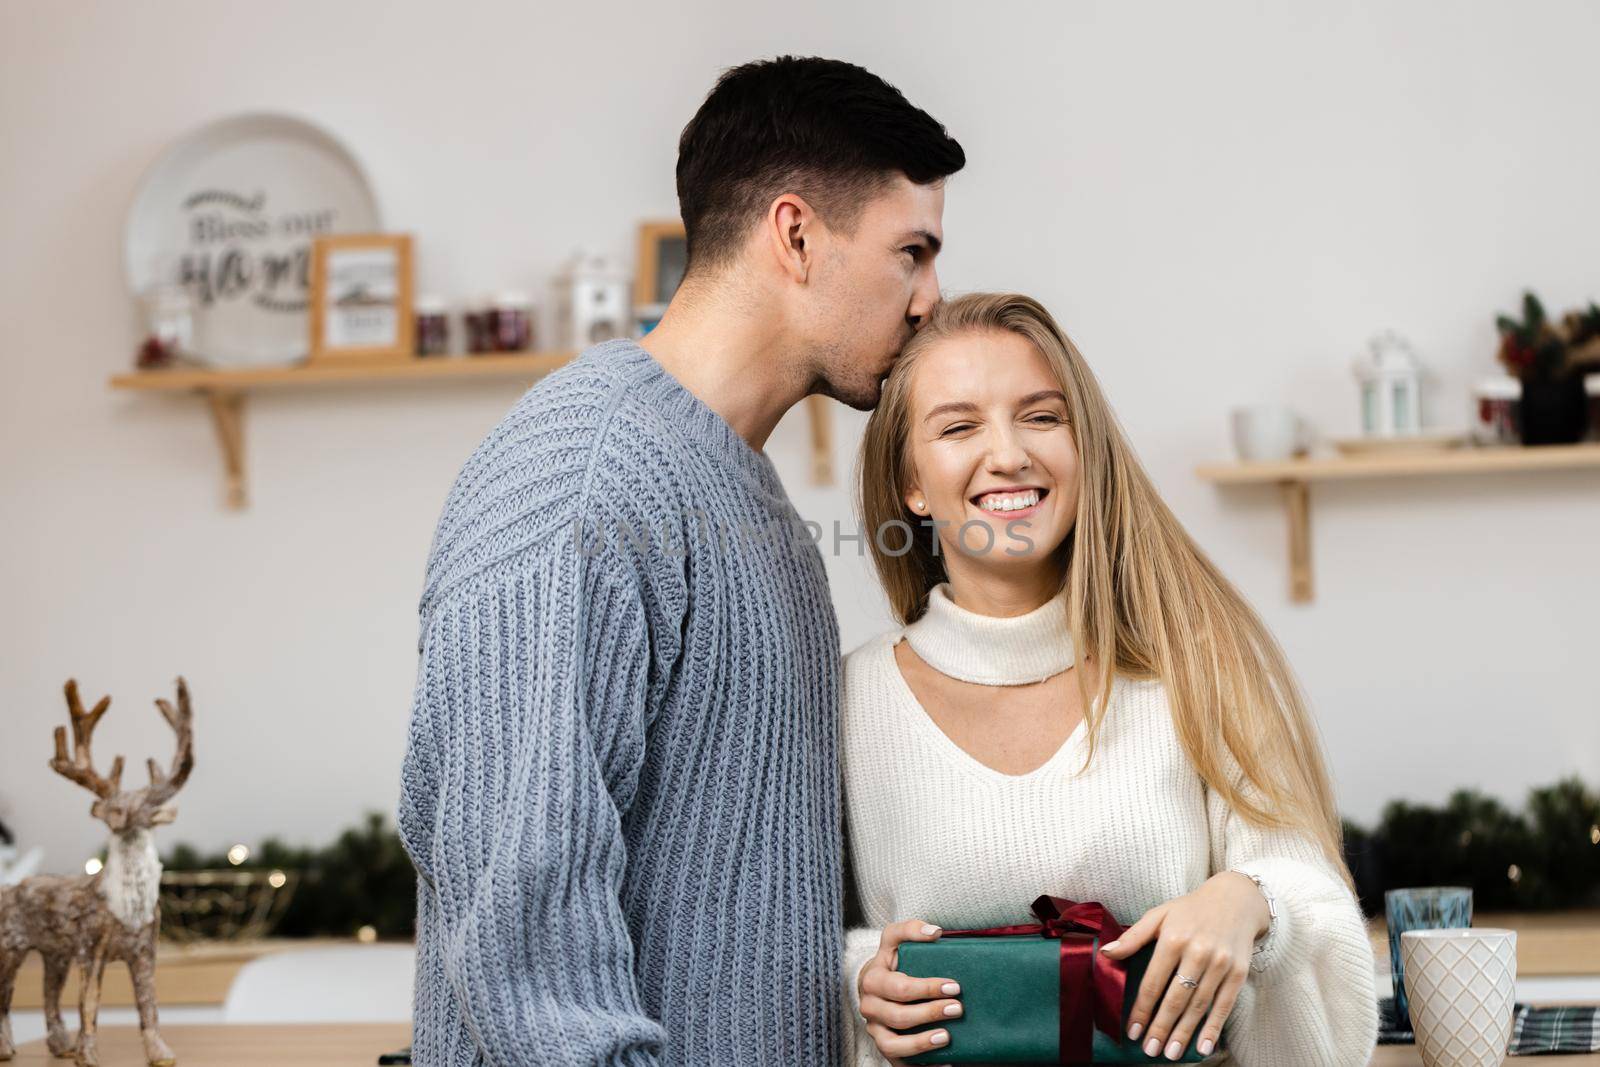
[1400,928,1517,1067]
[1230,406,1310,462]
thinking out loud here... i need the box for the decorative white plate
[1333,431,1466,456]
[124,112,382,367]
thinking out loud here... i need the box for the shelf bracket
[204,389,248,510]
[1282,479,1312,603]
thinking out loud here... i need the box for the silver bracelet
[1239,871,1277,973]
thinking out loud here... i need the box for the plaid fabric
[1511,1004,1600,1055]
[1379,996,1600,1055]
[1377,996,1415,1044]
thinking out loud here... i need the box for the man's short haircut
[675,56,965,275]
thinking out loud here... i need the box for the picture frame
[633,220,687,335]
[308,233,414,363]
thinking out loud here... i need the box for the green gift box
[896,896,1216,1065]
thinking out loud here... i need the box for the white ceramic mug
[1400,928,1517,1067]
[1230,406,1310,462]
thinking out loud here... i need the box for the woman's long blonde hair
[859,292,1349,876]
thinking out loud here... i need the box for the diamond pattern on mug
[1402,930,1517,1067]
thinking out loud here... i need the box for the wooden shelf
[108,352,576,509]
[1197,443,1600,602]
[1196,442,1600,484]
[108,350,575,392]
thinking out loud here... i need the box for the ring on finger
[1175,972,1200,989]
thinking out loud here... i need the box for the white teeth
[977,490,1040,513]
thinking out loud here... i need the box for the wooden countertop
[14,1025,1592,1066]
[11,914,1595,1064]
[18,909,1589,1012]
[12,1024,410,1066]
[1371,1046,1591,1065]
[11,938,366,1010]
[1368,910,1600,976]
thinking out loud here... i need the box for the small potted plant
[1559,302,1600,370]
[1494,292,1594,445]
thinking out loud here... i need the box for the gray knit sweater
[398,339,844,1066]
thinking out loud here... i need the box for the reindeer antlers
[50,677,195,804]
[51,680,122,798]
[145,676,195,806]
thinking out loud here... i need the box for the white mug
[1230,406,1310,462]
[1401,928,1517,1067]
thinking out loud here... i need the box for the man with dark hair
[399,56,962,1066]
[660,54,964,414]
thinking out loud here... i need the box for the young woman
[841,293,1377,1066]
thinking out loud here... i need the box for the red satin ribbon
[939,895,1128,1064]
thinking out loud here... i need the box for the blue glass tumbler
[1385,886,1473,1031]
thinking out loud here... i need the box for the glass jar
[464,298,489,354]
[489,292,534,352]
[1471,377,1520,446]
[414,295,449,357]
[136,284,194,368]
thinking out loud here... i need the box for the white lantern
[1353,331,1424,437]
[552,252,630,350]
[0,843,43,886]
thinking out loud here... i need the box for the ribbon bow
[941,895,1129,1064]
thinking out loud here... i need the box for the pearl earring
[914,500,925,511]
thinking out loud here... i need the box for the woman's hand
[857,918,964,1064]
[1098,872,1270,1061]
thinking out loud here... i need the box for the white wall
[3,0,1596,875]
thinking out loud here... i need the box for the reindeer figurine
[0,678,194,1067]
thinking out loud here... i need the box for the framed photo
[633,220,687,335]
[308,233,414,363]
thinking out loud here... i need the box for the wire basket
[158,868,299,943]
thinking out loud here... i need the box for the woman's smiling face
[901,329,1080,566]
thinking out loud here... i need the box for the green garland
[154,777,1600,939]
[1344,776,1600,915]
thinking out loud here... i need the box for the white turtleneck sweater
[840,584,1378,1067]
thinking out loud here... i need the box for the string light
[1507,864,1522,883]
[356,925,378,943]
[227,844,250,866]
[267,869,287,889]
[84,857,103,875]
[1590,824,1599,845]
